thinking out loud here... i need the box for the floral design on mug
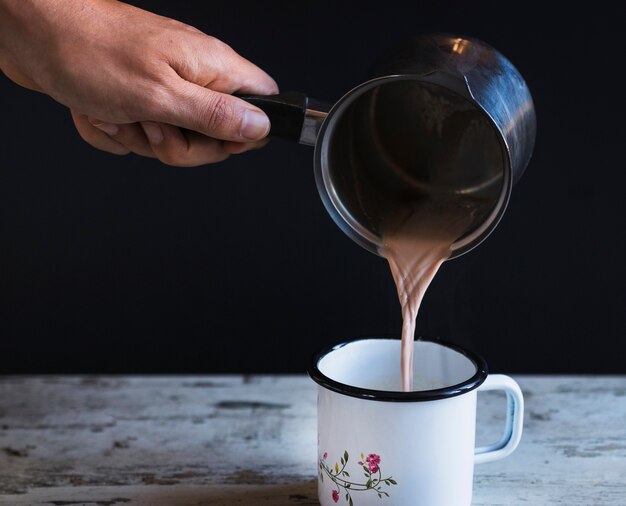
[319,450,397,504]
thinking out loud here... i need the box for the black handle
[236,91,308,142]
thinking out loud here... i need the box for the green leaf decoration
[318,449,396,502]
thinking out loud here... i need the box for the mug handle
[474,374,524,465]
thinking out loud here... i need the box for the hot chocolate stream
[380,200,477,392]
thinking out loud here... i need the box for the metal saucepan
[239,33,536,258]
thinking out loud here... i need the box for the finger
[88,118,155,158]
[140,121,230,167]
[155,81,271,143]
[169,35,279,95]
[206,45,279,95]
[222,138,269,155]
[71,111,130,156]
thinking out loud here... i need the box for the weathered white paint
[0,375,624,505]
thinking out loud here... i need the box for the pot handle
[236,92,308,142]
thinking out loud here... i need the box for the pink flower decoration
[366,454,381,465]
[323,452,328,460]
[332,490,339,503]
[357,461,363,465]
[366,453,381,473]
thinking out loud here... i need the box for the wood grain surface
[0,375,625,505]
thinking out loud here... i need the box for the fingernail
[141,122,164,145]
[89,118,119,136]
[241,109,270,140]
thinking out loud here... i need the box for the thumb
[157,80,271,142]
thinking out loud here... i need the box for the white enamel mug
[308,338,524,506]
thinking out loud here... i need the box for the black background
[1,1,624,374]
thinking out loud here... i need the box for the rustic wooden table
[0,375,625,505]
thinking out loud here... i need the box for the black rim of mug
[307,337,489,402]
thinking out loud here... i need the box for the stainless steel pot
[240,33,536,258]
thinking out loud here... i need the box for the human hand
[0,0,278,166]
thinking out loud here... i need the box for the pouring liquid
[380,198,486,392]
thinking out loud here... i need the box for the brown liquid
[380,199,481,392]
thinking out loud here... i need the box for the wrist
[0,0,97,92]
[0,0,56,81]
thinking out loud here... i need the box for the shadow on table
[198,481,318,505]
[121,480,320,506]
[0,481,320,505]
